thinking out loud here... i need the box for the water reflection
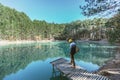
[75,42,116,66]
[50,62,69,80]
[0,41,118,80]
[3,59,53,80]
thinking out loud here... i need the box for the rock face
[97,48,120,80]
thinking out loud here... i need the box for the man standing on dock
[68,38,76,68]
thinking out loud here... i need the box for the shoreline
[0,40,53,46]
[96,47,120,80]
[1,39,119,46]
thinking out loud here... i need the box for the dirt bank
[97,47,120,80]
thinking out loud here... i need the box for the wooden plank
[50,58,110,80]
[50,58,68,65]
[68,71,92,80]
[56,63,74,75]
[88,74,100,80]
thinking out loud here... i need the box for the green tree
[80,0,120,17]
[106,12,120,43]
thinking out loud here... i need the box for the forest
[0,3,120,43]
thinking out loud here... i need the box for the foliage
[0,3,33,40]
[0,3,64,40]
[105,12,120,43]
[0,3,120,43]
[80,0,120,17]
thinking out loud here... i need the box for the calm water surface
[0,41,118,80]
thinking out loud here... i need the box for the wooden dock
[50,58,110,80]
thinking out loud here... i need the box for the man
[68,38,76,68]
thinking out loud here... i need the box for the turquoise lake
[0,41,118,80]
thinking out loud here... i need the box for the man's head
[68,38,73,43]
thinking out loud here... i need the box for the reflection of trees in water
[75,42,116,66]
[0,43,66,79]
[0,42,117,79]
[0,45,36,79]
[50,66,69,80]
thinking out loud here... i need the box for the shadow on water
[50,64,69,80]
[0,41,119,80]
